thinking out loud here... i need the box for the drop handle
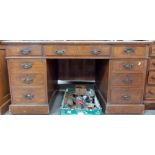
[122,77,133,84]
[151,76,155,80]
[22,77,33,84]
[121,95,131,101]
[55,49,65,55]
[123,63,134,69]
[124,47,135,54]
[148,91,155,95]
[90,49,101,55]
[20,49,31,55]
[24,93,34,100]
[21,63,32,69]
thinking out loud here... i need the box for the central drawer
[110,60,146,73]
[110,73,144,87]
[110,88,143,104]
[11,87,47,104]
[43,45,77,56]
[77,45,111,57]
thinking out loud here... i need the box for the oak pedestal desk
[2,41,155,114]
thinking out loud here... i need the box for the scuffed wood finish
[3,40,154,114]
[110,60,147,73]
[11,87,47,104]
[145,86,155,100]
[7,58,49,114]
[10,73,45,86]
[77,45,111,57]
[112,45,149,58]
[110,73,144,87]
[150,45,155,56]
[149,59,155,70]
[6,44,42,56]
[106,104,144,114]
[144,43,155,109]
[148,71,155,84]
[8,59,45,73]
[43,44,77,57]
[43,44,111,58]
[107,45,148,114]
[110,88,143,104]
[0,46,10,114]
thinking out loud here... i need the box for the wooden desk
[2,41,155,114]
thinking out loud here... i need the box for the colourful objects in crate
[60,85,102,115]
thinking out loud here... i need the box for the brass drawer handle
[121,95,131,101]
[122,76,133,84]
[21,63,32,69]
[90,49,101,55]
[123,63,134,70]
[24,93,34,100]
[55,49,65,55]
[124,47,135,54]
[20,49,32,55]
[22,76,33,84]
[151,76,155,80]
[148,91,155,95]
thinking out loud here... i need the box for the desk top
[0,40,153,45]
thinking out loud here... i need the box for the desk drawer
[43,45,77,56]
[77,45,111,57]
[112,46,148,58]
[10,73,45,86]
[148,71,155,84]
[110,73,144,87]
[110,88,143,104]
[149,59,155,70]
[11,87,46,104]
[110,60,146,73]
[145,86,155,99]
[8,59,45,73]
[6,45,42,56]
[151,45,155,56]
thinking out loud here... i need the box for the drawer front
[10,73,45,86]
[110,60,146,73]
[110,88,143,104]
[43,45,77,56]
[112,46,148,58]
[149,59,155,70]
[148,71,155,84]
[145,86,155,99]
[77,45,111,57]
[11,87,46,104]
[8,59,45,73]
[6,45,42,56]
[151,45,155,56]
[110,73,144,87]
